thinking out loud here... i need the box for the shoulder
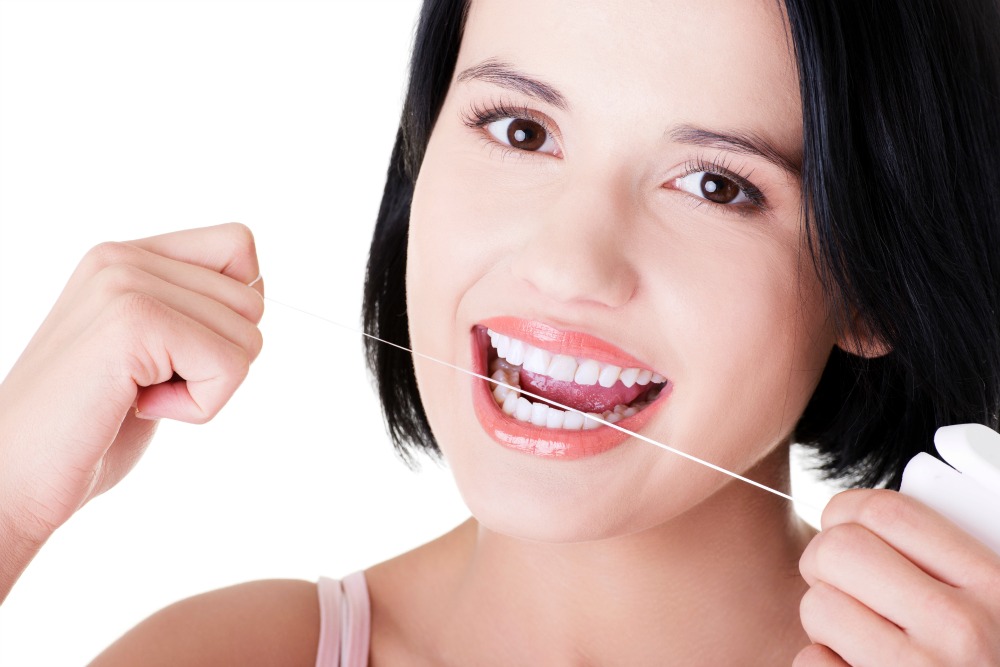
[88,579,320,667]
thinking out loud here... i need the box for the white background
[0,1,838,664]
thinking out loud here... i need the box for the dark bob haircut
[362,0,1000,490]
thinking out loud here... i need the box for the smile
[487,328,668,429]
[470,318,672,459]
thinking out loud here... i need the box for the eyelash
[460,99,769,217]
[460,98,561,159]
[681,156,768,217]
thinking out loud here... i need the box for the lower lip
[469,327,671,460]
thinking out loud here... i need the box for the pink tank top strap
[315,572,371,667]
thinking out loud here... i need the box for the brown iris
[506,119,547,151]
[699,173,741,204]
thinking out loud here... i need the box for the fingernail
[135,407,161,421]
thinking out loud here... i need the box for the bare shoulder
[88,578,320,667]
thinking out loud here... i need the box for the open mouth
[480,326,669,430]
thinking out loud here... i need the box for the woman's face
[407,0,835,541]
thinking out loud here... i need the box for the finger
[125,222,260,284]
[85,264,264,363]
[800,522,957,632]
[19,264,262,385]
[114,294,253,424]
[77,240,264,325]
[22,247,264,373]
[248,273,265,300]
[6,293,252,519]
[36,224,260,355]
[792,643,849,667]
[823,489,1000,589]
[799,581,911,667]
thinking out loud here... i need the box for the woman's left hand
[795,488,1000,666]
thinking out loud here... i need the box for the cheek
[405,119,832,529]
[405,141,505,445]
[407,151,479,334]
[408,158,502,302]
[665,242,833,452]
[407,134,547,351]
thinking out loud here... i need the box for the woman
[2,0,999,664]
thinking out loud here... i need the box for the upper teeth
[487,328,665,388]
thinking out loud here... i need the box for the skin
[394,0,823,663]
[2,1,999,665]
[386,0,1000,664]
[0,224,265,603]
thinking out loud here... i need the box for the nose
[509,180,639,309]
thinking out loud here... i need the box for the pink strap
[340,571,371,665]
[315,572,370,667]
[315,577,342,667]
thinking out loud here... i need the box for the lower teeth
[488,358,663,430]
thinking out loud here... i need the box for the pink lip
[469,321,672,460]
[479,316,662,371]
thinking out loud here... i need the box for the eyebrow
[669,125,801,177]
[456,59,801,176]
[456,58,569,110]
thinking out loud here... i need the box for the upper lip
[477,316,664,374]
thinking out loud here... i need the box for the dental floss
[262,294,822,514]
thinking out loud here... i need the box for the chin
[448,455,703,545]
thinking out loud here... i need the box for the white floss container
[899,423,1000,554]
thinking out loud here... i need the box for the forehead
[458,0,801,152]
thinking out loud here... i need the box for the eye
[486,117,559,155]
[674,172,750,205]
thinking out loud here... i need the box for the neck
[433,445,814,666]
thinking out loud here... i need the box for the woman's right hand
[0,223,264,600]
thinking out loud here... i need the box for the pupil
[700,173,740,203]
[507,119,546,151]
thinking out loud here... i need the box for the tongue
[520,369,647,413]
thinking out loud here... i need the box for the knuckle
[984,566,1000,596]
[247,291,266,324]
[940,602,991,659]
[798,586,820,628]
[92,262,147,299]
[813,523,866,574]
[918,588,952,620]
[216,222,260,281]
[221,221,256,250]
[108,291,163,328]
[967,550,1000,592]
[896,647,934,667]
[220,340,252,382]
[82,241,134,274]
[856,489,911,531]
[792,644,830,667]
[234,346,253,379]
[799,581,834,626]
[189,410,214,426]
[247,326,264,360]
[798,536,818,579]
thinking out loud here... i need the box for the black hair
[362,0,1000,489]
